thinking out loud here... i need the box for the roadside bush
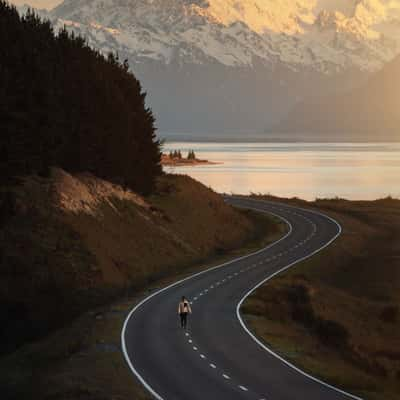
[287,283,350,350]
[379,305,398,324]
[350,349,388,377]
[287,283,310,304]
[314,318,349,349]
[287,284,316,327]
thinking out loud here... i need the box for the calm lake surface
[163,142,400,200]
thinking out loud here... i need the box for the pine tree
[0,1,161,194]
[187,150,196,160]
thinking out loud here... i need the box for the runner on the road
[178,296,192,329]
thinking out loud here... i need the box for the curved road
[122,197,362,400]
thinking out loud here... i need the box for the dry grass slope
[243,196,400,400]
[0,168,258,354]
[0,169,283,400]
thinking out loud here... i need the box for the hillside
[276,55,400,140]
[243,196,400,400]
[0,168,275,355]
[0,0,278,356]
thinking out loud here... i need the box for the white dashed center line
[176,208,323,400]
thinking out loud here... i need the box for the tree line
[0,1,161,194]
[168,150,197,160]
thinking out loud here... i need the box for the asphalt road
[122,197,362,400]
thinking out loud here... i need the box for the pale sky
[11,0,62,10]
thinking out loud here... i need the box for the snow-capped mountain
[17,0,400,134]
[44,0,400,73]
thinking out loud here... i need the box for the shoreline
[162,160,221,167]
[161,154,221,167]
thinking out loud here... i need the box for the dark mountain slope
[276,55,400,141]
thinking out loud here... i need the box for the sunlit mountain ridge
[16,0,400,134]
[22,0,398,71]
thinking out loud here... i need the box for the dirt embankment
[0,168,259,355]
[0,170,283,400]
[243,196,400,400]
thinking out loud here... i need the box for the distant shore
[160,133,400,144]
[161,153,220,167]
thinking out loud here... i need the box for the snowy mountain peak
[20,0,400,72]
[315,10,346,29]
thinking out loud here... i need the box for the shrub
[287,284,350,350]
[287,284,316,327]
[379,305,398,324]
[314,318,349,349]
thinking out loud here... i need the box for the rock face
[19,0,400,134]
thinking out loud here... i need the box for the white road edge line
[121,203,292,400]
[233,197,364,400]
[121,198,363,400]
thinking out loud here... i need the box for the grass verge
[242,196,400,400]
[0,193,286,400]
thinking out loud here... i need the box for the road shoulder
[0,208,286,400]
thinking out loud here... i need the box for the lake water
[163,142,400,200]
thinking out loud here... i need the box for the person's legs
[182,312,187,329]
[180,313,185,328]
